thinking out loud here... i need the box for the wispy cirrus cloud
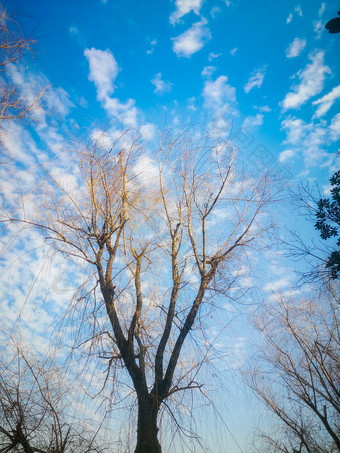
[286,37,306,58]
[312,85,340,118]
[151,73,173,95]
[172,19,211,57]
[170,0,203,25]
[244,67,266,93]
[281,51,331,111]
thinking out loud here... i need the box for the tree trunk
[134,393,162,453]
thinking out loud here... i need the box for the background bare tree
[0,331,107,453]
[3,128,275,452]
[247,282,340,453]
[0,3,46,130]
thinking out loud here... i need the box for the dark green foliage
[315,170,340,279]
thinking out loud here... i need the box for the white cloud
[69,25,79,35]
[286,13,293,24]
[286,6,303,23]
[286,37,306,58]
[140,123,157,141]
[281,116,332,167]
[303,124,329,167]
[244,67,266,93]
[201,65,216,77]
[319,3,326,16]
[134,154,159,186]
[312,85,340,118]
[230,47,238,56]
[151,73,173,95]
[314,20,323,39]
[242,114,264,130]
[84,48,119,100]
[146,38,157,55]
[203,75,237,115]
[187,96,197,111]
[263,276,291,292]
[208,52,222,62]
[279,149,295,163]
[103,97,138,126]
[281,117,307,145]
[84,48,139,127]
[257,105,271,112]
[281,51,331,111]
[295,5,303,16]
[330,113,340,142]
[172,19,211,58]
[170,0,203,25]
[210,6,220,18]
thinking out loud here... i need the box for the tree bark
[134,393,162,453]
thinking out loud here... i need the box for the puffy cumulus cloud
[242,113,264,130]
[170,0,203,25]
[172,19,211,58]
[279,149,295,163]
[244,67,266,93]
[286,37,306,58]
[151,73,173,95]
[84,48,119,100]
[330,113,340,142]
[281,51,331,111]
[312,85,340,118]
[203,74,237,116]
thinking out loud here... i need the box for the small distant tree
[3,128,275,453]
[0,332,107,453]
[247,282,340,453]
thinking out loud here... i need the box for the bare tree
[0,332,107,453]
[3,128,275,452]
[247,282,340,453]
[0,3,46,127]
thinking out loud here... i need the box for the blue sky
[8,0,340,183]
[1,0,340,452]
